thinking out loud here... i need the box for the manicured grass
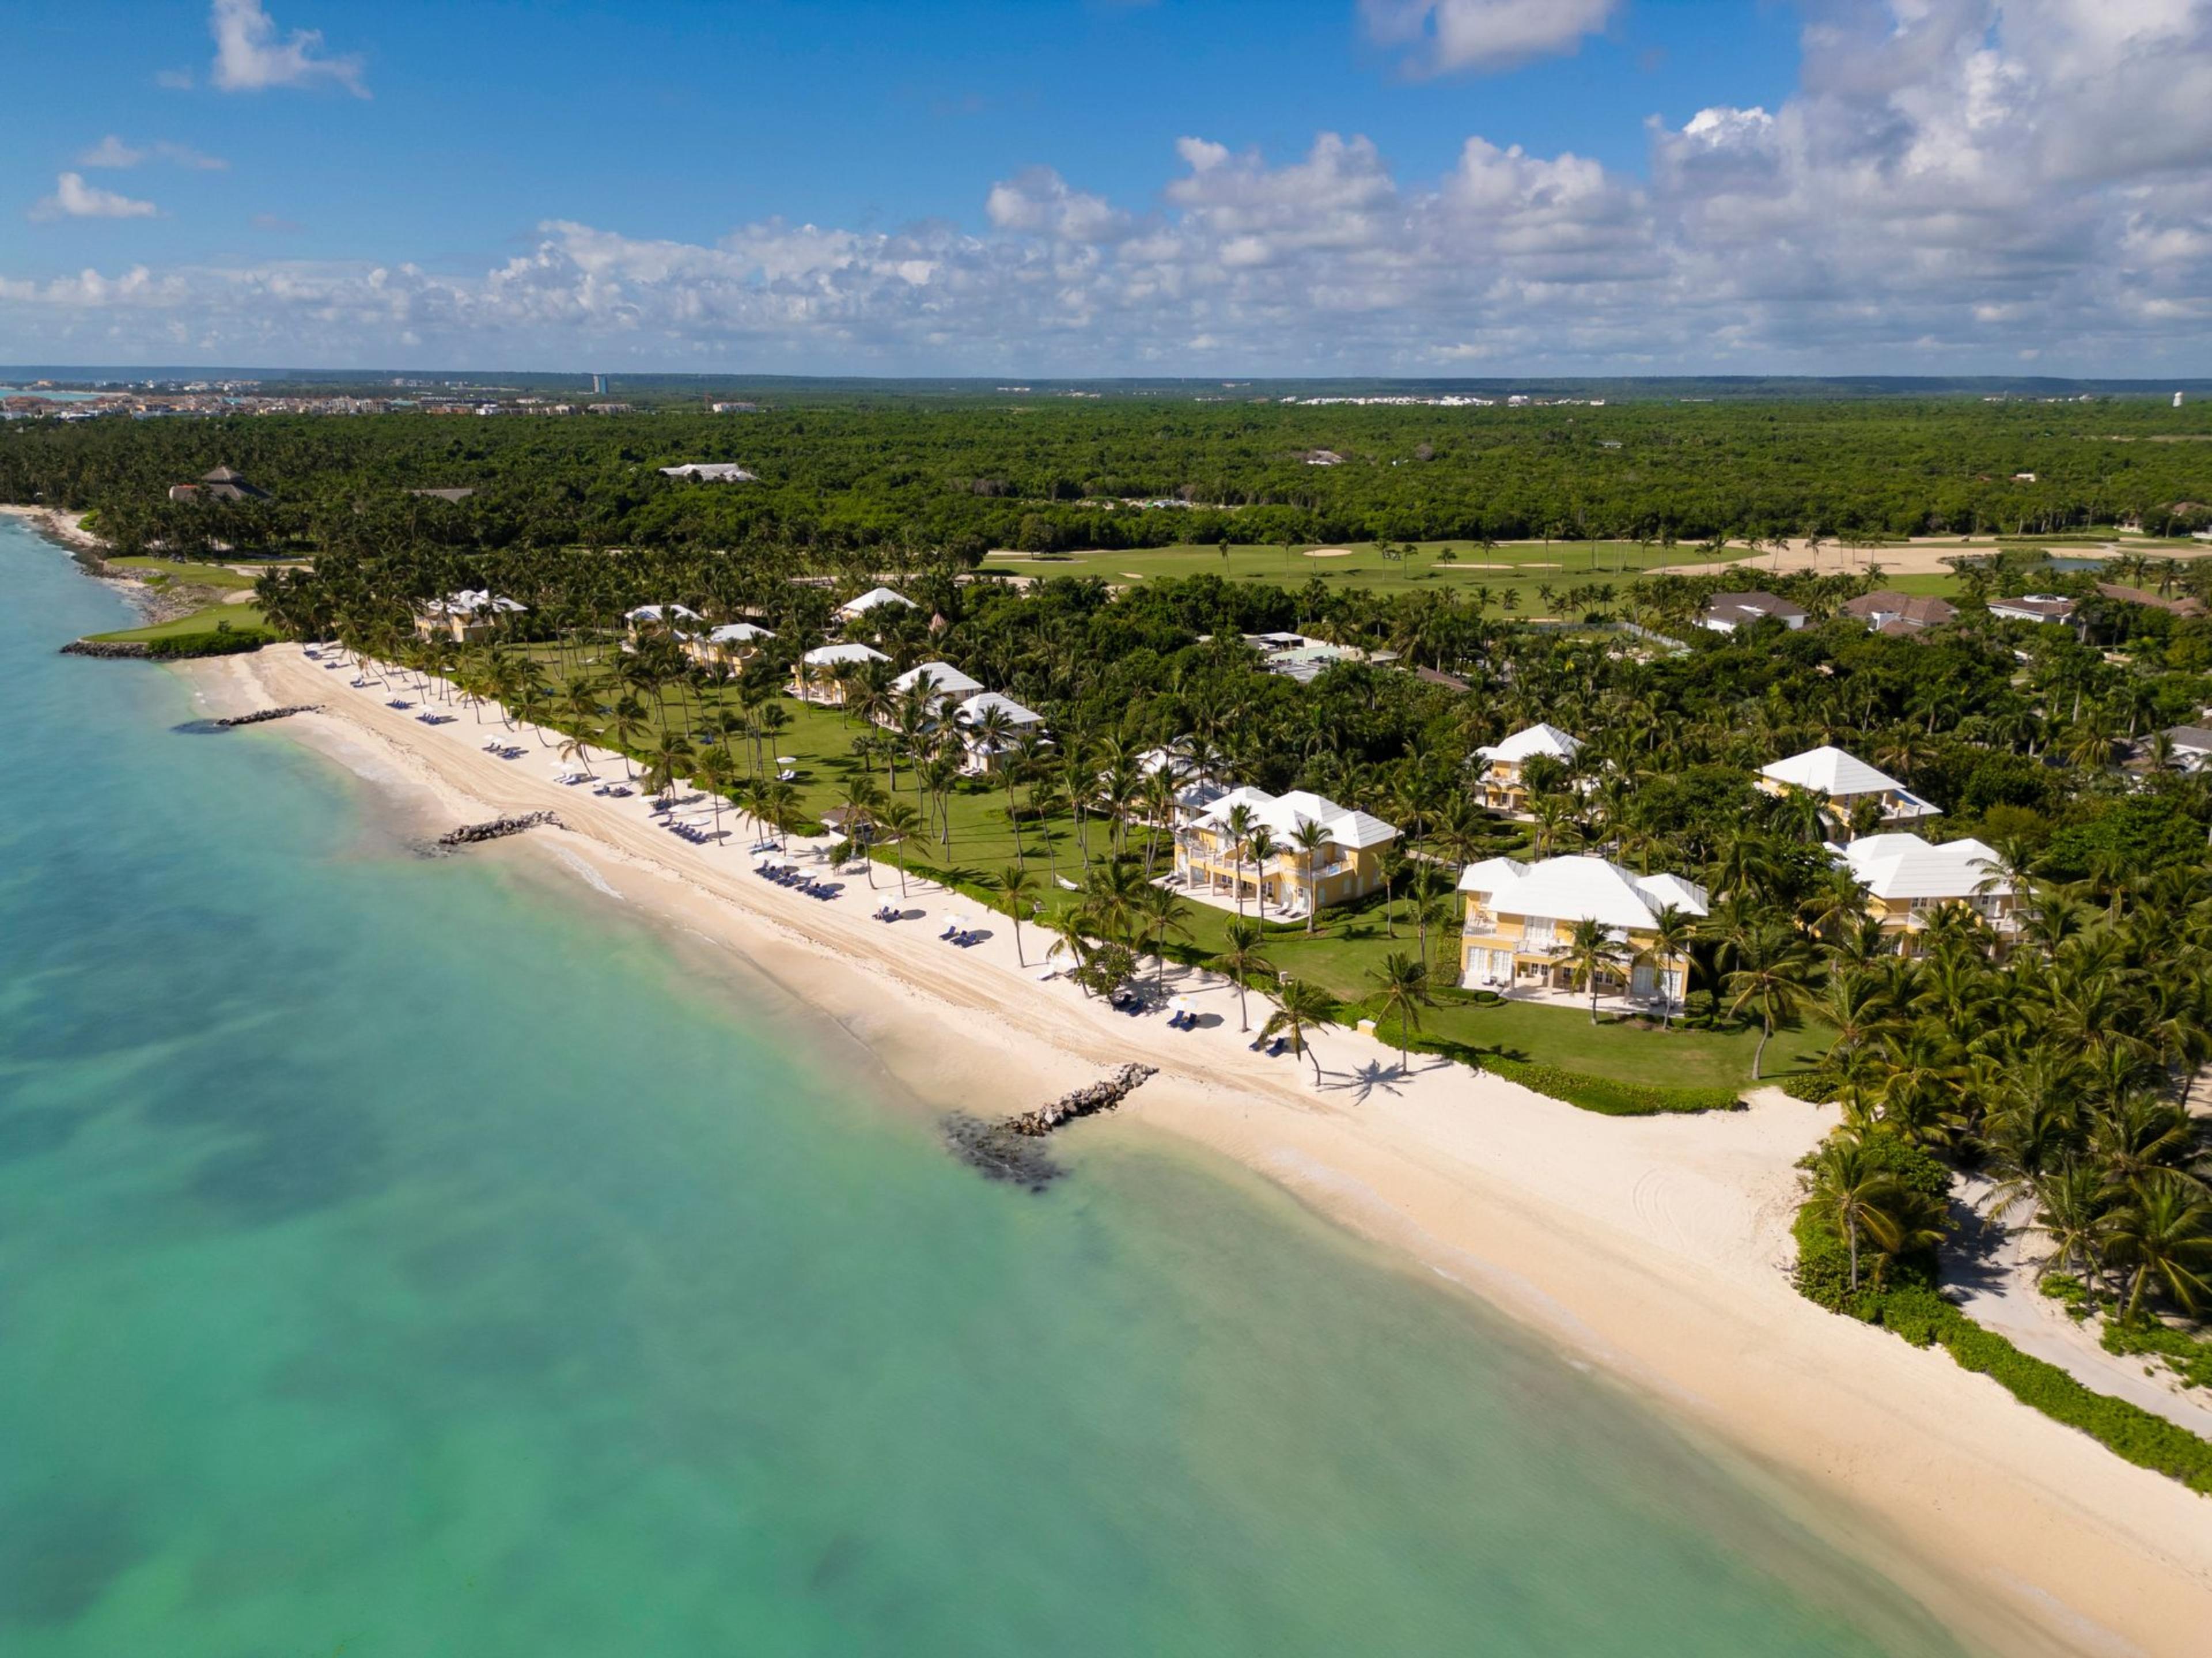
[983,538,1755,603]
[105,556,260,591]
[92,603,268,642]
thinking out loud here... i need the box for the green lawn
[983,538,1756,605]
[105,556,260,591]
[92,602,267,642]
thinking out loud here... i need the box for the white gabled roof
[706,622,774,644]
[956,691,1043,726]
[1760,745,1907,798]
[1458,854,1709,932]
[891,661,984,698]
[1478,722,1583,764]
[801,642,888,667]
[838,586,915,615]
[626,603,702,624]
[1842,834,2007,900]
[1195,786,1398,850]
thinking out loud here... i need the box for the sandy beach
[185,642,2212,1657]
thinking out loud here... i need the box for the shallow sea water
[0,519,1968,1656]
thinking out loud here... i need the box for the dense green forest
[5,395,2212,558]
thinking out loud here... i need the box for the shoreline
[184,642,2212,1657]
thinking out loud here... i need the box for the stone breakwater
[214,705,321,729]
[944,1063,1159,1190]
[437,811,562,849]
[59,639,150,659]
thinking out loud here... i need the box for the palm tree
[1724,923,1822,1080]
[1643,903,1700,1027]
[1367,951,1429,1074]
[876,801,924,898]
[1242,827,1281,918]
[1561,917,1629,1024]
[1287,817,1333,936]
[1221,801,1258,917]
[645,729,695,805]
[1136,883,1194,986]
[996,864,1039,966]
[1801,1135,1929,1293]
[692,749,735,842]
[556,729,598,780]
[1262,978,1341,1087]
[1217,919,1274,1034]
[2105,1188,2212,1320]
[1045,911,1094,987]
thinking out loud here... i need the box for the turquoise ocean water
[0,520,1970,1656]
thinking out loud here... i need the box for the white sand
[1304,547,1354,558]
[189,644,2212,1656]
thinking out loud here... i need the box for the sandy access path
[185,643,2212,1658]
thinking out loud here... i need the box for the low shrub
[1777,1071,1835,1103]
[145,628,274,659]
[1791,1200,2212,1495]
[2103,1316,2212,1390]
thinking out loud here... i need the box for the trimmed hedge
[1777,1071,1835,1103]
[145,629,275,659]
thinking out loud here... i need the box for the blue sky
[3,2,2207,374]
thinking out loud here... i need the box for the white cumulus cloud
[7,1,2212,373]
[210,0,368,97]
[1362,0,1618,75]
[29,173,160,222]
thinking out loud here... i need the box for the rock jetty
[59,639,150,659]
[214,704,320,728]
[944,1063,1159,1191]
[437,811,561,848]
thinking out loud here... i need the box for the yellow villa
[1172,787,1397,918]
[684,622,775,672]
[790,642,888,705]
[1458,854,1707,1008]
[412,589,526,643]
[1474,723,1583,816]
[1839,834,2016,956]
[1758,745,1940,833]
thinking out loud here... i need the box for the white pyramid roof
[1478,723,1583,764]
[626,603,702,624]
[802,642,888,667]
[1760,745,1906,798]
[706,622,774,643]
[838,586,915,615]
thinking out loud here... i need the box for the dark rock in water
[436,811,560,849]
[59,639,150,660]
[214,704,320,728]
[943,1114,1066,1192]
[944,1063,1160,1191]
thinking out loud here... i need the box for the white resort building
[887,661,984,711]
[952,691,1045,774]
[1474,723,1584,815]
[791,642,889,705]
[414,589,526,643]
[1839,834,2016,954]
[1758,745,1940,831]
[684,622,774,672]
[1457,855,1708,1008]
[836,586,917,627]
[1172,788,1397,918]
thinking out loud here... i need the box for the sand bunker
[1304,547,1354,558]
